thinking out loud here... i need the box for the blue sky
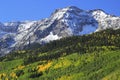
[0,0,120,22]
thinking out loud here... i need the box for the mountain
[0,29,120,80]
[0,6,120,56]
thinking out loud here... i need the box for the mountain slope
[0,6,120,56]
[0,29,120,80]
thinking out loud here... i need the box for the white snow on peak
[41,32,61,42]
[51,7,77,20]
[79,25,97,35]
[17,21,35,32]
[51,9,68,20]
[91,10,108,20]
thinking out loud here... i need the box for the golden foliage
[37,61,52,72]
[17,50,26,54]
[57,75,72,80]
[102,78,108,80]
[5,77,9,80]
[0,73,6,78]
[14,65,25,70]
[10,72,18,79]
[54,59,71,69]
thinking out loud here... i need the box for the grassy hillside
[0,50,120,80]
[0,29,120,80]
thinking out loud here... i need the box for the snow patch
[79,25,97,35]
[41,32,61,42]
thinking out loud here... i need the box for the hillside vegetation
[0,29,120,80]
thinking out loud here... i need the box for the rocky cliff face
[0,6,120,56]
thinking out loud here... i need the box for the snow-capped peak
[0,6,120,56]
[89,9,108,20]
[50,6,84,20]
[51,8,68,20]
